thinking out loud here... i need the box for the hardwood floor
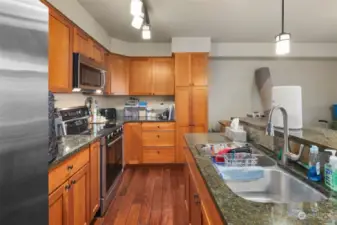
[101,166,188,225]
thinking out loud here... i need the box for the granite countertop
[49,118,175,169]
[185,133,337,225]
[49,135,100,170]
[240,117,337,150]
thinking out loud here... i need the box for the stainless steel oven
[100,127,123,215]
[73,53,106,93]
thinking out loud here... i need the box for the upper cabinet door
[129,58,152,95]
[191,86,208,127]
[175,53,191,87]
[191,53,208,86]
[104,52,111,94]
[92,41,104,63]
[175,87,191,126]
[73,27,91,58]
[152,58,174,95]
[110,55,129,95]
[49,9,73,93]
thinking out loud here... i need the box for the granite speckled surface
[185,133,337,225]
[48,135,100,170]
[49,119,175,170]
[240,117,337,150]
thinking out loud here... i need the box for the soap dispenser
[324,149,337,191]
[307,145,321,182]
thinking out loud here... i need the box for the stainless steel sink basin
[225,168,327,203]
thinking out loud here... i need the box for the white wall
[46,0,111,49]
[209,58,337,130]
[54,93,174,110]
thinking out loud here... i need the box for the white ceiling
[78,0,337,43]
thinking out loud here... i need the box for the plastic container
[324,149,337,191]
[307,145,321,182]
[332,104,337,120]
[225,127,247,142]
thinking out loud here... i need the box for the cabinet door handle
[65,184,71,191]
[71,180,76,185]
[157,126,160,128]
[193,193,198,199]
[157,135,160,138]
[157,151,160,154]
[67,165,73,171]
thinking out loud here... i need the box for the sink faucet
[266,105,289,165]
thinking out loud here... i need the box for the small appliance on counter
[99,108,117,120]
[158,104,175,120]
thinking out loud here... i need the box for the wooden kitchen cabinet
[49,181,70,225]
[142,147,175,163]
[48,8,73,93]
[175,53,208,87]
[129,58,152,95]
[70,165,90,225]
[176,126,190,163]
[109,54,129,95]
[191,86,208,127]
[73,27,91,58]
[129,57,174,95]
[91,40,105,63]
[175,53,191,87]
[190,176,202,225]
[89,141,100,219]
[175,87,191,126]
[123,123,143,164]
[151,58,174,95]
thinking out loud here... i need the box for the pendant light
[275,0,291,55]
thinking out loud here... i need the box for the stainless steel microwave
[72,53,106,93]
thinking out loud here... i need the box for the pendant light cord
[281,0,284,33]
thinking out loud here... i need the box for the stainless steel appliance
[100,125,123,216]
[58,106,124,216]
[0,0,48,224]
[73,53,106,93]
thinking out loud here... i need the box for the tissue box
[225,127,247,142]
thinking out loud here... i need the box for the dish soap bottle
[324,149,337,191]
[307,145,321,182]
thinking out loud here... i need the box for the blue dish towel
[215,166,264,181]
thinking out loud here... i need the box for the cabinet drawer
[143,147,175,163]
[142,122,175,131]
[49,147,89,194]
[142,131,175,146]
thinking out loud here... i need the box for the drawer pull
[67,165,73,171]
[157,126,160,128]
[157,135,160,138]
[157,151,160,154]
[71,180,76,185]
[65,184,71,191]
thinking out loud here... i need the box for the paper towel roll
[272,86,303,130]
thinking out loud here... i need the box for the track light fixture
[130,0,151,40]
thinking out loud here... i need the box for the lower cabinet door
[190,176,202,225]
[90,141,100,219]
[49,181,70,225]
[70,165,90,225]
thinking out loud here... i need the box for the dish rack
[212,153,258,167]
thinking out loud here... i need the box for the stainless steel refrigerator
[0,0,48,224]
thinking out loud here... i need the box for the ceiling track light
[130,0,143,16]
[131,12,144,29]
[142,24,151,40]
[275,0,291,55]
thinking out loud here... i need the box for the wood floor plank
[160,168,173,225]
[125,203,142,225]
[149,168,164,225]
[101,166,187,225]
[171,168,188,225]
[114,169,148,225]
[138,168,161,225]
[102,169,135,225]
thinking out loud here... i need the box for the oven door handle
[107,135,122,147]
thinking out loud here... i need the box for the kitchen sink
[225,168,327,203]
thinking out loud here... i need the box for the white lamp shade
[275,33,290,55]
[142,25,151,39]
[131,15,143,29]
[130,0,143,16]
